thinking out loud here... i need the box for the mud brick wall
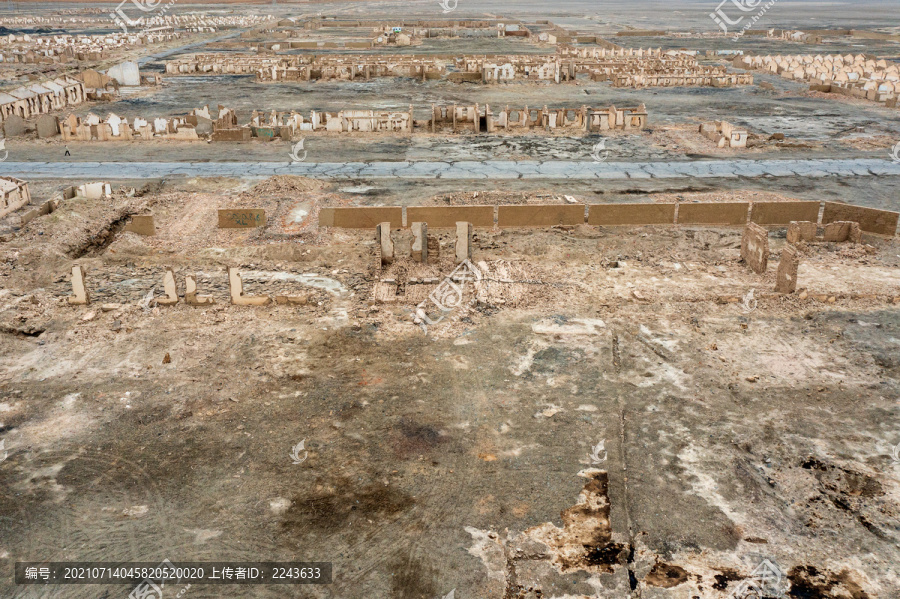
[822,202,900,236]
[319,207,403,229]
[588,203,675,225]
[677,202,749,225]
[406,206,494,228]
[750,201,820,225]
[497,204,585,227]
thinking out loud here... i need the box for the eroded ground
[0,178,899,598]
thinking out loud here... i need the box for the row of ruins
[49,103,648,141]
[735,53,900,106]
[166,49,753,87]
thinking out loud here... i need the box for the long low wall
[318,201,900,235]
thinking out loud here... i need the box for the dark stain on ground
[788,566,871,599]
[551,472,629,574]
[393,416,445,458]
[529,346,583,374]
[282,478,414,534]
[645,562,689,588]
[712,568,742,591]
[390,555,439,599]
[582,542,627,569]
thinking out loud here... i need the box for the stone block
[786,221,817,243]
[822,202,899,236]
[67,264,90,305]
[740,222,769,274]
[677,202,749,225]
[407,206,493,228]
[318,207,402,229]
[218,209,266,228]
[497,204,584,227]
[587,203,675,226]
[775,245,800,294]
[123,214,155,235]
[750,201,820,225]
[823,221,853,242]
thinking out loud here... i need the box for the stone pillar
[228,267,270,305]
[67,264,90,305]
[157,267,179,306]
[740,222,769,274]
[185,274,215,305]
[376,222,394,267]
[775,245,800,294]
[455,221,473,263]
[411,222,428,263]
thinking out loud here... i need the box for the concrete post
[411,222,428,263]
[67,264,90,305]
[376,222,394,267]
[455,221,473,263]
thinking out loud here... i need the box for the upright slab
[678,202,749,225]
[407,206,493,228]
[750,201,820,225]
[775,245,800,294]
[587,203,675,226]
[740,222,769,274]
[123,214,156,236]
[497,204,584,227]
[218,209,266,228]
[456,221,473,263]
[318,207,403,229]
[822,202,899,236]
[67,264,90,305]
[411,222,428,263]
[376,222,394,267]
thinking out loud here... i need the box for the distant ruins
[0,177,30,220]
[0,76,85,126]
[700,121,748,148]
[48,103,648,142]
[735,53,900,107]
[166,47,753,88]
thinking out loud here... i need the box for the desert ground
[0,1,899,598]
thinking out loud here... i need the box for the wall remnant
[228,267,271,306]
[787,221,818,243]
[157,268,179,306]
[218,209,266,228]
[185,275,215,305]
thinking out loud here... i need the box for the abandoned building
[0,76,85,125]
[0,176,30,219]
[700,121,749,148]
[735,53,900,106]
